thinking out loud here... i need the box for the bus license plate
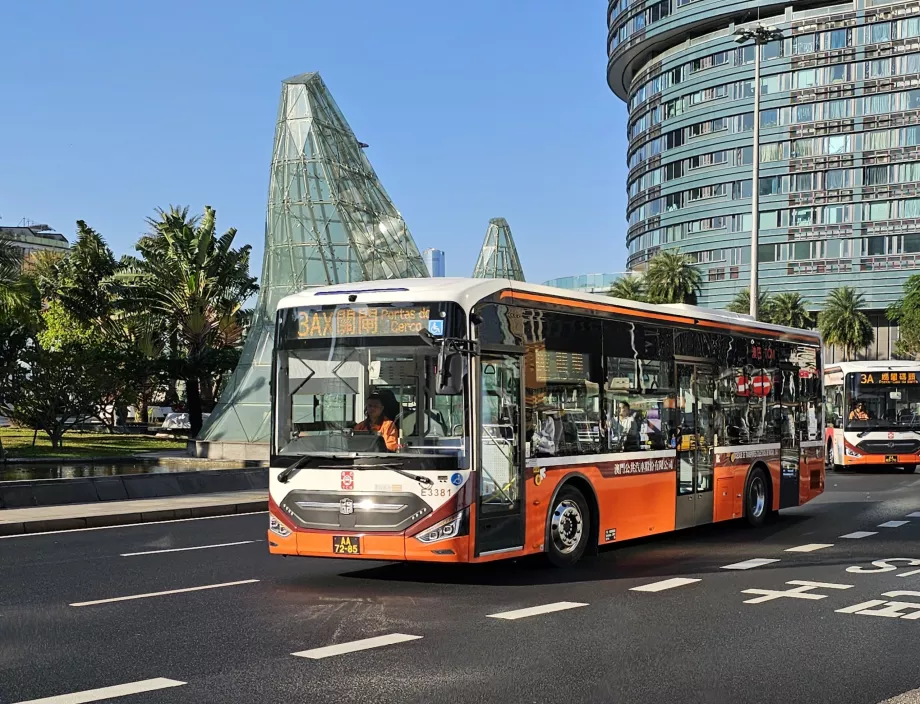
[885,455,898,463]
[333,536,361,555]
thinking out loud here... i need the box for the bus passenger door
[675,363,715,529]
[475,354,525,557]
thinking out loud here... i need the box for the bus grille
[857,439,920,455]
[279,490,430,531]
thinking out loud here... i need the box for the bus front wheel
[744,467,770,528]
[546,486,590,568]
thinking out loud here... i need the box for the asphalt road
[2,470,920,704]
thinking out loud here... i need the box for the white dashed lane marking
[721,558,780,570]
[785,543,834,553]
[11,678,185,703]
[292,633,422,659]
[120,540,260,557]
[879,521,910,528]
[69,580,259,607]
[840,531,878,539]
[630,578,701,592]
[907,512,920,519]
[487,601,588,620]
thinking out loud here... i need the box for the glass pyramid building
[471,217,525,281]
[196,72,427,453]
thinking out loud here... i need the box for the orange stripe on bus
[499,290,818,344]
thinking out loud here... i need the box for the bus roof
[277,278,822,346]
[825,360,920,376]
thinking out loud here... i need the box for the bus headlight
[269,514,292,537]
[845,446,862,458]
[415,510,467,544]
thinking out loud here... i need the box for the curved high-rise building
[608,0,920,357]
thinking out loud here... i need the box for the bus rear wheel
[744,467,770,528]
[546,486,590,568]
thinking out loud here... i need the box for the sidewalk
[0,491,267,536]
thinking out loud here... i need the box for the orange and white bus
[824,361,920,473]
[267,278,824,566]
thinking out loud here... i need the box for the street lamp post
[735,25,783,320]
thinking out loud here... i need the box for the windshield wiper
[318,462,433,487]
[277,455,310,484]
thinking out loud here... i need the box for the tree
[114,205,258,436]
[771,292,813,329]
[0,235,35,323]
[54,221,118,325]
[0,343,136,449]
[818,287,874,361]
[644,250,702,304]
[21,249,65,300]
[888,274,920,357]
[607,275,646,302]
[726,288,774,320]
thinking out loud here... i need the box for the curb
[0,500,268,536]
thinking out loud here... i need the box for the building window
[870,22,892,43]
[822,29,849,50]
[824,169,849,190]
[864,93,891,115]
[793,33,815,54]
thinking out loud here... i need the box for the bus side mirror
[437,352,464,396]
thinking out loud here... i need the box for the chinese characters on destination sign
[295,306,430,339]
[859,372,920,384]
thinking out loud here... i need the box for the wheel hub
[551,500,583,554]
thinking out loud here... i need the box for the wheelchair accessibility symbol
[427,319,444,336]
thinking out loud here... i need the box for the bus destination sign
[858,371,920,385]
[294,306,431,339]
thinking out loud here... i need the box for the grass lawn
[0,428,187,459]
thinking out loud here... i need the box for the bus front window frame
[844,372,920,432]
[272,302,470,466]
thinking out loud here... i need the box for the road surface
[2,470,920,704]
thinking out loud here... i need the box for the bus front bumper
[267,508,472,563]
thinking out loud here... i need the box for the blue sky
[0,0,627,284]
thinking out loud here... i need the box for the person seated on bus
[532,409,558,456]
[354,393,399,451]
[613,401,641,451]
[848,400,870,422]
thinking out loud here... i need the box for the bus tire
[905,465,917,474]
[827,441,844,473]
[744,467,770,528]
[546,485,590,568]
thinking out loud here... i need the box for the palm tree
[608,275,646,302]
[726,288,774,321]
[818,287,874,361]
[644,250,702,304]
[771,292,813,329]
[0,236,33,323]
[21,249,65,300]
[114,205,258,436]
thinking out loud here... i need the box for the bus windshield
[845,371,920,431]
[273,302,467,460]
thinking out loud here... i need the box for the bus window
[844,371,920,431]
[604,321,676,452]
[520,309,604,458]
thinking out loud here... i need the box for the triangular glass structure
[471,217,525,281]
[197,72,427,449]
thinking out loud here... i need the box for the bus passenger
[354,393,399,451]
[615,401,640,451]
